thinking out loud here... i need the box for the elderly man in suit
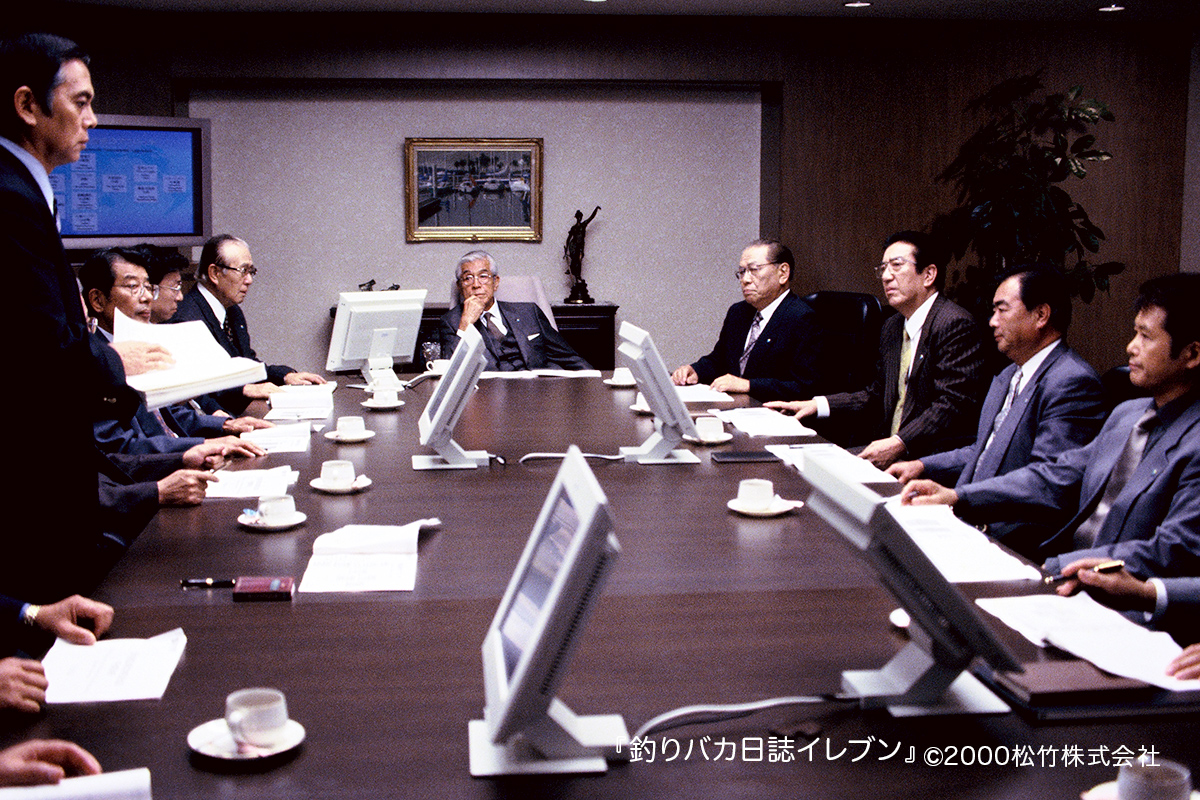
[904,274,1200,583]
[768,231,988,467]
[671,239,828,402]
[439,250,591,370]
[887,264,1105,554]
[170,234,325,414]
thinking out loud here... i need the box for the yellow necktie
[890,330,912,436]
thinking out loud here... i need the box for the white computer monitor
[800,449,1023,716]
[412,324,489,470]
[326,289,427,390]
[616,321,701,464]
[469,446,627,776]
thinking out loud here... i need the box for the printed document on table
[885,500,1040,583]
[241,421,311,453]
[0,768,152,800]
[265,383,336,420]
[480,369,603,379]
[977,594,1200,691]
[299,519,440,592]
[204,466,298,498]
[674,384,734,403]
[765,443,891,481]
[715,407,815,437]
[43,628,186,703]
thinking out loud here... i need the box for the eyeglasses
[115,281,159,299]
[219,264,258,279]
[874,257,916,278]
[734,262,778,280]
[156,283,184,299]
[459,272,495,286]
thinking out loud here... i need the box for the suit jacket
[957,395,1200,579]
[1157,578,1200,644]
[438,301,591,370]
[826,294,988,458]
[0,145,138,601]
[97,450,182,546]
[690,292,828,402]
[170,285,295,413]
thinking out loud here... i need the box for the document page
[299,519,440,592]
[886,500,1041,583]
[767,442,891,479]
[240,421,311,453]
[204,466,298,499]
[674,384,734,403]
[717,407,815,437]
[43,628,186,703]
[265,383,336,420]
[0,768,151,800]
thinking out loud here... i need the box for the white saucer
[237,510,307,531]
[1082,781,1200,800]
[629,403,653,415]
[684,431,733,445]
[187,718,305,761]
[310,475,372,494]
[726,496,802,517]
[362,398,404,410]
[603,378,637,388]
[324,430,376,443]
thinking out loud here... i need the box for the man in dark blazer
[768,231,988,467]
[905,274,1200,582]
[170,234,326,414]
[671,239,828,402]
[439,250,591,371]
[887,265,1105,553]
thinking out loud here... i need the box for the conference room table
[5,374,1199,799]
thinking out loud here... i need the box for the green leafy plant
[931,73,1124,318]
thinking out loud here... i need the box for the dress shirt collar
[197,282,227,326]
[902,291,938,353]
[755,290,788,329]
[0,135,54,214]
[96,325,113,343]
[1014,339,1062,394]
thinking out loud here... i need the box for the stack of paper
[717,407,815,437]
[204,466,298,498]
[480,369,602,379]
[266,383,337,420]
[43,628,186,703]
[886,501,1041,583]
[298,519,440,593]
[0,768,152,800]
[240,421,312,453]
[113,311,266,410]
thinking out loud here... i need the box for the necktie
[485,311,504,342]
[890,329,913,436]
[974,367,1023,475]
[1073,406,1159,548]
[739,312,762,375]
[223,313,236,345]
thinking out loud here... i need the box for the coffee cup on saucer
[226,688,290,750]
[256,495,296,525]
[1117,757,1192,800]
[373,389,400,405]
[736,478,775,513]
[320,460,356,490]
[610,366,635,386]
[694,415,724,441]
[420,341,440,372]
[429,359,451,375]
[337,416,366,436]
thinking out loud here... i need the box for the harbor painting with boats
[404,138,543,242]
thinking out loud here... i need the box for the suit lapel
[500,303,533,367]
[742,294,791,375]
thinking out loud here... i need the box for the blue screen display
[54,126,199,238]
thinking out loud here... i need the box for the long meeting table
[5,374,1200,798]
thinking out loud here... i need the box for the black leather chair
[1100,364,1149,413]
[801,290,888,394]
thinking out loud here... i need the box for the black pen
[1042,559,1125,585]
[180,577,236,589]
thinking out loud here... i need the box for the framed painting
[404,138,543,242]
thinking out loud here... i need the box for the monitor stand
[619,430,701,465]
[469,699,629,777]
[841,641,1009,717]
[362,329,403,391]
[412,439,490,470]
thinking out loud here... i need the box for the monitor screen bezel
[417,323,486,449]
[325,288,427,372]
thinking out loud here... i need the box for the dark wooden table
[6,377,1199,798]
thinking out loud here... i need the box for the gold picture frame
[404,138,543,242]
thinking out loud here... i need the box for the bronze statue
[564,206,600,304]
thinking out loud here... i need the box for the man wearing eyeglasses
[671,239,827,402]
[170,233,326,414]
[438,250,591,370]
[768,231,987,468]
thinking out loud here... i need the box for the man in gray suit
[887,264,1105,553]
[438,250,591,370]
[903,274,1200,581]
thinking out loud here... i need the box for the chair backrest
[801,290,887,393]
[1100,364,1150,413]
[451,274,558,329]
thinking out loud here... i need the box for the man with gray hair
[438,250,591,370]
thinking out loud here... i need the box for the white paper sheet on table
[204,466,298,498]
[480,369,602,379]
[0,768,151,800]
[265,383,336,419]
[976,593,1200,691]
[673,384,734,403]
[885,500,1040,583]
[713,407,814,437]
[43,628,186,703]
[299,519,440,592]
[240,421,311,453]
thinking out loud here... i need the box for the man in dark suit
[887,264,1105,553]
[170,233,326,414]
[0,33,145,600]
[671,239,828,402]
[768,231,988,467]
[439,250,591,371]
[904,274,1200,582]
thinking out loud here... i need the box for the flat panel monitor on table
[470,445,627,776]
[616,321,700,464]
[326,289,427,389]
[413,323,489,470]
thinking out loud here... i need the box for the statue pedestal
[565,279,594,304]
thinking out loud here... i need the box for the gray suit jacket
[957,395,1200,579]
[438,301,591,370]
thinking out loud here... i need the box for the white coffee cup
[611,366,635,385]
[695,416,724,440]
[256,495,295,524]
[320,460,356,489]
[225,687,289,750]
[373,389,399,405]
[1118,758,1192,800]
[429,359,451,375]
[337,416,366,435]
[737,478,774,511]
